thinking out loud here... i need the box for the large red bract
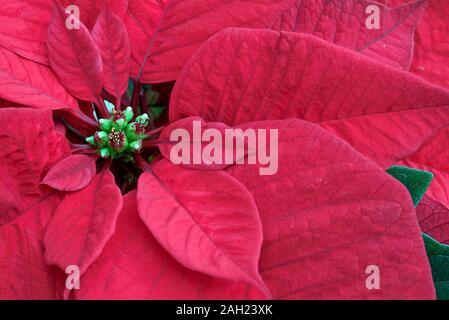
[0,0,448,300]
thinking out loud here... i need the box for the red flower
[0,0,448,300]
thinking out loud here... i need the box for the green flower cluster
[86,107,149,159]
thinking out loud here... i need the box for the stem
[130,82,142,114]
[144,125,166,138]
[141,139,175,150]
[67,109,98,128]
[135,153,151,171]
[140,88,149,115]
[96,95,110,119]
[103,157,112,171]
[63,117,87,142]
[73,148,99,156]
[115,95,122,112]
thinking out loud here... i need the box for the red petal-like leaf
[138,0,294,83]
[398,124,449,207]
[47,0,103,101]
[0,47,78,110]
[0,108,70,224]
[42,155,97,192]
[0,192,65,299]
[376,0,449,88]
[138,0,424,83]
[137,162,269,296]
[417,195,449,245]
[92,5,130,102]
[227,119,434,299]
[0,0,51,65]
[276,0,426,70]
[410,0,449,88]
[124,0,168,79]
[75,191,265,299]
[44,169,123,278]
[0,108,70,299]
[171,28,449,126]
[171,28,449,175]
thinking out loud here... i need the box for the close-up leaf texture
[0,0,448,301]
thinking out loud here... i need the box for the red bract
[0,0,51,65]
[417,195,449,245]
[92,5,130,103]
[0,108,69,299]
[138,164,269,297]
[170,27,449,206]
[47,0,104,103]
[0,0,448,300]
[380,0,449,88]
[44,167,123,283]
[138,0,425,83]
[0,47,78,110]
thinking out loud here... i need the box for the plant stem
[96,95,110,119]
[130,81,142,113]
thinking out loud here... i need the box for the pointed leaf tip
[386,166,433,207]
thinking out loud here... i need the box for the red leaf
[124,0,168,79]
[417,195,449,245]
[398,125,449,209]
[137,161,269,297]
[0,47,78,110]
[0,0,51,65]
[226,119,434,299]
[0,108,70,299]
[137,0,293,83]
[92,5,130,101]
[0,192,65,299]
[410,0,449,88]
[0,108,70,225]
[44,168,123,278]
[47,0,103,101]
[74,191,265,299]
[170,27,449,168]
[138,0,424,83]
[275,0,426,70]
[42,155,97,192]
[378,0,449,88]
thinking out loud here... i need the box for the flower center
[86,107,149,159]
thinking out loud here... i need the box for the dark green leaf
[386,166,433,207]
[423,233,449,300]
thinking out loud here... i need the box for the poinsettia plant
[0,0,449,300]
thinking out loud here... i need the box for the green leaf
[386,166,433,207]
[423,233,449,300]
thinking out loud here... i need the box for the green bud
[126,123,138,140]
[99,119,113,131]
[123,107,134,122]
[136,114,149,127]
[100,148,111,158]
[95,131,108,147]
[115,118,126,130]
[86,135,95,146]
[129,140,142,153]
